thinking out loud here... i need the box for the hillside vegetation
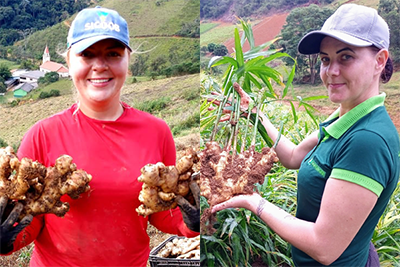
[0,74,200,148]
[4,0,199,75]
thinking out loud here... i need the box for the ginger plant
[0,146,92,220]
[200,82,280,234]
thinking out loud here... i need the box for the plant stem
[210,85,232,142]
[251,100,263,147]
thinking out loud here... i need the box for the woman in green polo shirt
[212,3,399,266]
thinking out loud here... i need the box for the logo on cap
[84,11,120,33]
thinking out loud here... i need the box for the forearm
[247,196,335,265]
[258,112,299,168]
[258,111,318,169]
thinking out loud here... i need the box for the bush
[49,89,60,97]
[135,97,171,114]
[207,43,216,53]
[212,44,228,56]
[0,138,7,147]
[39,89,60,99]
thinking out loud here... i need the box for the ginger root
[200,141,278,233]
[0,146,92,220]
[157,236,200,259]
[136,147,199,217]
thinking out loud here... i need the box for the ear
[374,49,388,75]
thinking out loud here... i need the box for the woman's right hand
[0,196,32,254]
[207,82,258,121]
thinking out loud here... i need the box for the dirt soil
[200,142,278,234]
[223,13,288,54]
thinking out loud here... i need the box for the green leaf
[209,56,239,69]
[290,101,298,123]
[301,95,329,101]
[241,19,255,48]
[234,28,244,67]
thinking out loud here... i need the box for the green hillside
[7,0,199,71]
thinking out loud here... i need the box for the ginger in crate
[157,236,200,259]
[136,147,199,217]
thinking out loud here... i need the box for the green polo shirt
[292,93,400,266]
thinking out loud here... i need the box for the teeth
[90,79,109,83]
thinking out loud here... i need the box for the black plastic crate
[149,236,200,267]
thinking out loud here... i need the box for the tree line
[0,0,90,47]
[200,0,334,20]
[278,0,399,84]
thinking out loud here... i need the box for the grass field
[200,23,237,47]
[200,22,220,34]
[0,59,19,70]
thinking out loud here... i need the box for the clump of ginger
[200,141,278,234]
[0,146,92,220]
[136,147,199,217]
[157,236,200,259]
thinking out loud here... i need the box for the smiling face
[319,37,386,114]
[68,38,130,115]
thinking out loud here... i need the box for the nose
[325,61,340,77]
[92,56,108,71]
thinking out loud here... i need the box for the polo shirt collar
[323,93,386,139]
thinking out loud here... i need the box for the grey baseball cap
[298,4,390,55]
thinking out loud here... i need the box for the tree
[130,54,148,76]
[378,0,400,67]
[19,60,36,70]
[45,71,59,83]
[212,44,228,56]
[207,43,216,53]
[0,64,11,81]
[278,4,334,84]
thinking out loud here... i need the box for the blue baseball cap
[67,6,132,53]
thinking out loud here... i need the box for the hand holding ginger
[0,146,92,220]
[136,147,199,217]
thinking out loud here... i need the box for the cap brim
[298,30,373,54]
[70,35,132,53]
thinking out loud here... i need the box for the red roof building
[39,45,69,77]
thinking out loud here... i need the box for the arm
[149,208,198,238]
[212,82,318,169]
[212,178,377,265]
[258,111,318,169]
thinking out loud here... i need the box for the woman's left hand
[211,193,262,214]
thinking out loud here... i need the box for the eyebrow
[320,47,355,55]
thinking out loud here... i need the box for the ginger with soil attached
[200,141,278,206]
[136,147,199,217]
[0,146,92,220]
[200,141,278,233]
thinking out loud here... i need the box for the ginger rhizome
[0,146,92,219]
[200,141,278,206]
[200,142,278,234]
[157,236,200,259]
[136,147,199,217]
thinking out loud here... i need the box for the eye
[320,56,329,65]
[108,51,122,57]
[341,54,353,61]
[79,50,94,58]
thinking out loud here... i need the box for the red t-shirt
[11,103,197,266]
